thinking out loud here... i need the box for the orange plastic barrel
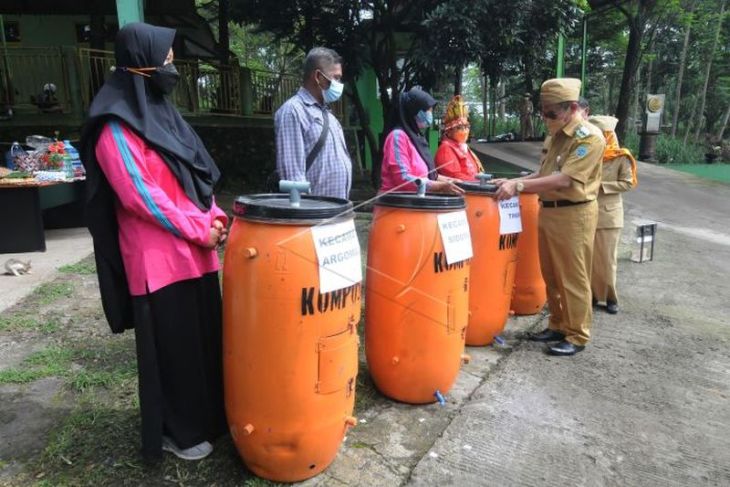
[223,194,361,482]
[511,192,546,315]
[365,193,470,404]
[456,181,519,345]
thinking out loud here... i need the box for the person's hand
[430,180,465,195]
[495,180,518,200]
[437,175,458,183]
[206,227,221,249]
[492,178,508,186]
[213,219,228,245]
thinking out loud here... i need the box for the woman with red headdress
[435,95,484,181]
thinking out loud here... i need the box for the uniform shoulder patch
[575,145,589,158]
[575,125,590,139]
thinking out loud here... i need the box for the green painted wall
[353,68,439,168]
[428,128,438,155]
[2,14,115,49]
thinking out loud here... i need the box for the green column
[355,68,383,170]
[580,17,588,94]
[239,67,253,116]
[556,33,565,78]
[116,0,144,27]
[428,128,438,155]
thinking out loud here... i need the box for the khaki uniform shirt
[597,156,634,229]
[538,118,605,202]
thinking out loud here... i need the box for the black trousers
[132,272,227,460]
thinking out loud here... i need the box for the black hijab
[80,22,220,333]
[393,88,438,180]
[82,22,220,210]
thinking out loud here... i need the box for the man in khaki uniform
[495,78,605,355]
[588,115,637,314]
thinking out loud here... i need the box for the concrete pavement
[0,228,93,314]
[404,143,730,486]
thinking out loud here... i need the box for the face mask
[318,71,344,104]
[150,63,180,95]
[452,129,469,143]
[415,110,433,130]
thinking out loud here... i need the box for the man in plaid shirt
[274,47,352,200]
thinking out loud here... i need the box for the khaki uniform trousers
[591,228,621,304]
[538,200,598,346]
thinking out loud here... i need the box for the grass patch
[32,282,75,305]
[354,319,384,414]
[665,163,730,184]
[0,339,137,389]
[66,339,138,392]
[30,401,267,486]
[68,367,136,393]
[624,132,706,164]
[355,364,382,414]
[0,315,60,334]
[0,347,73,384]
[58,260,96,275]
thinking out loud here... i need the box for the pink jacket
[379,129,430,193]
[95,121,227,296]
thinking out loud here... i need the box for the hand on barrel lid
[429,177,465,195]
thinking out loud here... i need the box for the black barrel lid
[456,181,498,194]
[375,192,465,210]
[233,194,353,221]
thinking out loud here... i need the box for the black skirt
[132,272,227,460]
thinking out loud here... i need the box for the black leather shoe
[592,296,598,307]
[547,340,585,356]
[606,301,619,314]
[528,328,565,342]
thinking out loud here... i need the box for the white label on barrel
[437,211,473,265]
[498,196,523,235]
[311,219,363,293]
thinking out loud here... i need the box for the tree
[691,0,726,141]
[226,0,448,180]
[671,2,694,137]
[613,0,660,141]
[416,2,483,96]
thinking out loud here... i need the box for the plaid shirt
[274,88,352,199]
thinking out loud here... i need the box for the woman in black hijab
[378,87,463,194]
[80,22,228,461]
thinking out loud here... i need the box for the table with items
[0,137,86,253]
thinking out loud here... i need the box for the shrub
[623,132,705,164]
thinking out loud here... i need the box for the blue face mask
[415,109,433,129]
[318,71,344,104]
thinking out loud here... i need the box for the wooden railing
[0,47,73,113]
[77,48,114,110]
[0,47,347,123]
[77,49,241,116]
[172,61,240,115]
[249,68,344,119]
